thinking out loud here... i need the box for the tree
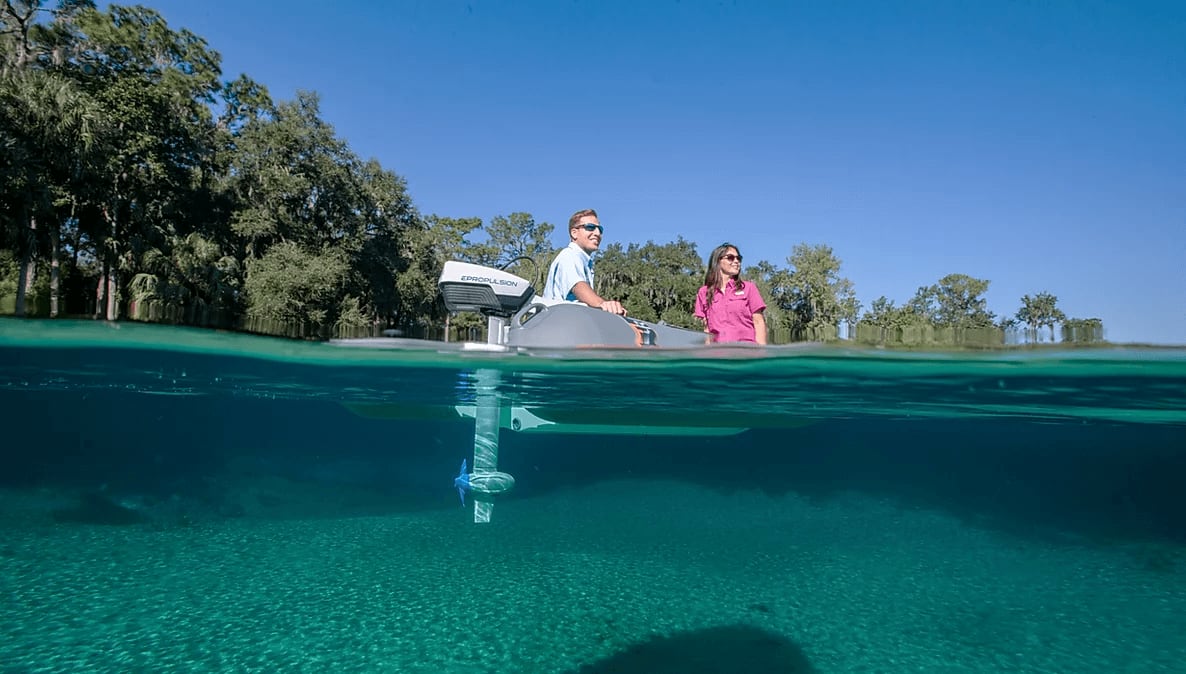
[465,212,554,290]
[222,90,425,331]
[242,241,348,329]
[69,4,224,320]
[127,231,240,324]
[1,0,46,71]
[742,260,787,337]
[410,215,485,336]
[0,89,90,319]
[0,4,460,333]
[852,295,935,344]
[596,238,701,325]
[344,157,422,327]
[768,243,859,340]
[1016,291,1066,343]
[861,296,927,329]
[1,0,101,317]
[1062,317,1105,344]
[922,273,995,329]
[225,91,340,258]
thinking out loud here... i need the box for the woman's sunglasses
[721,254,742,263]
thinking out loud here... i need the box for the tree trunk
[106,271,118,320]
[15,259,29,319]
[71,224,81,269]
[94,261,107,320]
[15,213,37,318]
[50,217,61,317]
[103,204,120,321]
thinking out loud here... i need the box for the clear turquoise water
[1,319,1184,672]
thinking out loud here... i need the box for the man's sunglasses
[575,223,603,234]
[721,254,742,263]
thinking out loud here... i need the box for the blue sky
[128,0,1183,344]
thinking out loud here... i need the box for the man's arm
[570,281,626,316]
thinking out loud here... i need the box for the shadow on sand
[568,625,815,674]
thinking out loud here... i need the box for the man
[542,208,627,315]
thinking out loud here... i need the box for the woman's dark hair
[702,243,745,313]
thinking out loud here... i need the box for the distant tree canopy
[0,1,1107,345]
[910,274,997,329]
[596,238,702,326]
[764,243,860,339]
[1017,291,1066,342]
[1062,317,1104,344]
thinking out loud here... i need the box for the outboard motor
[438,261,535,346]
[438,262,532,522]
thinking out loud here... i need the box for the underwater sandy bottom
[2,481,1184,673]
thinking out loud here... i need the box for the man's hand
[598,300,627,316]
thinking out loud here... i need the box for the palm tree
[128,232,241,325]
[0,68,100,317]
[1016,292,1066,343]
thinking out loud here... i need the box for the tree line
[1,2,1104,346]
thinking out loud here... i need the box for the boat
[338,261,710,351]
[333,261,763,523]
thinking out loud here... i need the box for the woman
[694,243,767,344]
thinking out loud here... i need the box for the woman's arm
[753,310,767,345]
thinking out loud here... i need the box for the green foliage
[216,74,272,134]
[221,91,424,329]
[0,11,104,316]
[742,260,786,337]
[765,243,858,339]
[0,248,51,315]
[1016,291,1066,343]
[855,274,999,346]
[0,250,18,301]
[226,91,348,253]
[243,242,348,325]
[909,274,995,329]
[399,215,486,329]
[423,216,484,260]
[466,212,554,289]
[852,322,1006,349]
[854,295,945,345]
[127,232,240,314]
[595,238,702,326]
[860,296,928,329]
[1062,317,1105,344]
[334,295,371,333]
